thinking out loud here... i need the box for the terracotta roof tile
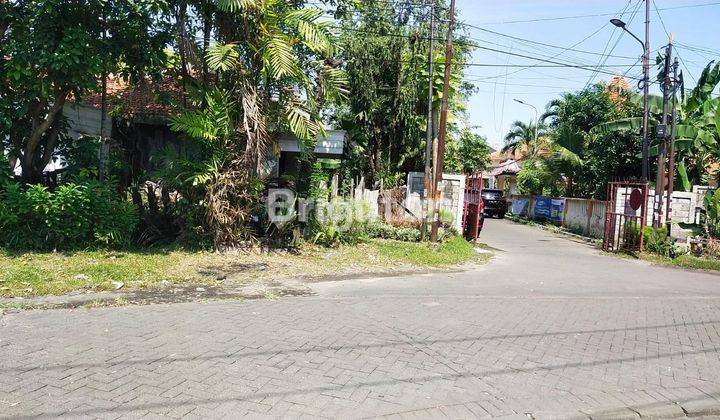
[83,76,185,118]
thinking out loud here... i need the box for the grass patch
[635,252,720,273]
[370,236,480,267]
[0,249,216,297]
[646,253,720,272]
[0,237,487,298]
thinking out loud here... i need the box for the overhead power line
[465,1,720,25]
[584,0,641,88]
[652,0,698,85]
[456,22,638,60]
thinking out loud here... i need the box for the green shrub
[705,189,720,238]
[641,226,684,258]
[365,222,456,243]
[0,179,138,250]
[366,222,421,242]
[308,199,371,247]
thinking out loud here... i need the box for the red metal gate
[603,180,649,252]
[462,174,484,241]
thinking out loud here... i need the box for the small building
[487,159,521,194]
[62,77,346,187]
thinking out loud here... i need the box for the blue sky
[453,0,720,149]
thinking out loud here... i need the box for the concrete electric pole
[430,0,456,243]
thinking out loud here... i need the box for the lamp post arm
[622,27,645,50]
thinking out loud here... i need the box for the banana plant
[592,60,720,190]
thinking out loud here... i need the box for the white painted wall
[63,103,111,139]
[278,130,345,155]
[405,172,466,231]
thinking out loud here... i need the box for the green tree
[334,1,473,186]
[539,84,640,198]
[169,0,346,247]
[0,0,172,182]
[445,128,491,174]
[502,120,546,158]
[593,61,720,190]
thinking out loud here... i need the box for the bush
[642,226,683,258]
[308,199,372,247]
[705,189,720,238]
[366,222,421,242]
[366,222,456,243]
[0,179,138,250]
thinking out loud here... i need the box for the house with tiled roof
[62,76,346,185]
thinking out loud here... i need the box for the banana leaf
[676,160,692,192]
[647,139,694,157]
[591,117,652,135]
[629,94,664,114]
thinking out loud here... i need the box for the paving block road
[3,220,720,419]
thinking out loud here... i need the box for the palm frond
[320,65,349,99]
[286,104,320,143]
[216,0,261,12]
[286,9,336,56]
[170,112,220,141]
[206,43,239,71]
[264,32,300,79]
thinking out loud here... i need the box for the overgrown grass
[639,252,720,272]
[0,237,487,297]
[0,249,216,297]
[370,236,480,267]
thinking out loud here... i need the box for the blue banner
[550,199,565,222]
[511,198,529,216]
[534,197,552,218]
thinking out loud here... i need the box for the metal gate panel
[603,180,649,252]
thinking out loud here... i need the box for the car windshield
[482,190,503,199]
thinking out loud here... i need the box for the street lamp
[611,17,650,181]
[513,98,539,157]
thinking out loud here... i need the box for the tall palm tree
[502,120,545,158]
[170,0,347,246]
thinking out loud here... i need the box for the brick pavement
[2,220,720,419]
[2,296,720,419]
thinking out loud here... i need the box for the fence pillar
[585,200,594,237]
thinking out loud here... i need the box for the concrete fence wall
[563,198,607,238]
[616,188,712,226]
[508,195,606,238]
[510,185,713,240]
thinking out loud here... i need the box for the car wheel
[498,212,505,219]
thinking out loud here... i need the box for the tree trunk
[202,8,212,89]
[147,183,159,217]
[177,1,189,108]
[21,91,69,183]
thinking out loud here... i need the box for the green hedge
[0,180,138,250]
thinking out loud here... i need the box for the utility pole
[421,0,436,241]
[654,40,672,229]
[430,0,456,243]
[641,0,651,181]
[98,10,109,180]
[665,56,680,235]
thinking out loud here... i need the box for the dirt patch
[0,279,314,312]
